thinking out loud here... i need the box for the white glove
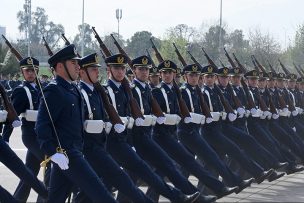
[250,108,258,116]
[292,127,297,132]
[12,120,22,128]
[206,117,213,124]
[135,117,144,126]
[105,122,112,134]
[245,110,250,117]
[237,107,246,116]
[176,115,182,124]
[184,116,192,124]
[287,110,291,117]
[114,123,125,133]
[260,113,267,119]
[156,116,165,124]
[272,113,279,119]
[292,110,298,117]
[228,113,237,122]
[283,108,289,113]
[51,153,69,170]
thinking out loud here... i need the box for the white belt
[84,120,105,134]
[221,112,227,120]
[210,112,221,122]
[0,110,8,122]
[20,110,38,122]
[278,109,289,117]
[251,109,262,118]
[190,112,206,124]
[120,117,135,129]
[163,114,181,125]
[142,115,157,126]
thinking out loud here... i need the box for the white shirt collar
[81,80,94,92]
[134,78,146,88]
[110,79,121,89]
[30,82,36,89]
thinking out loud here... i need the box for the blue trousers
[47,151,116,203]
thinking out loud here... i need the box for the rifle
[214,85,235,114]
[42,36,54,56]
[266,88,278,114]
[150,38,164,63]
[146,49,156,68]
[267,60,277,73]
[92,27,112,58]
[196,86,212,118]
[202,47,217,69]
[61,34,81,58]
[223,48,236,68]
[1,35,23,61]
[233,53,248,73]
[251,55,260,72]
[252,55,267,74]
[110,34,133,68]
[0,83,19,123]
[187,51,202,68]
[293,63,304,78]
[173,43,187,67]
[278,59,291,75]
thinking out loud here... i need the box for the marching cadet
[2,57,51,202]
[77,53,153,203]
[126,68,135,82]
[128,56,224,202]
[0,84,48,202]
[200,65,275,184]
[35,44,116,203]
[216,67,289,176]
[177,63,255,192]
[104,53,200,203]
[148,66,160,88]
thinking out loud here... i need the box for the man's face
[80,67,99,84]
[231,75,241,86]
[109,65,126,82]
[64,59,80,81]
[204,74,216,86]
[185,72,199,86]
[267,79,276,88]
[21,68,37,82]
[217,76,229,87]
[247,78,258,87]
[288,81,296,89]
[258,79,267,89]
[160,70,174,84]
[299,83,304,91]
[134,66,149,82]
[149,75,160,85]
[276,79,284,88]
[198,75,204,87]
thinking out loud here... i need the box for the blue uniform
[105,79,187,202]
[78,81,152,203]
[36,76,116,203]
[2,81,50,202]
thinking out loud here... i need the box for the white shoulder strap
[107,86,117,111]
[80,89,93,120]
[248,90,257,108]
[289,91,296,106]
[135,87,144,114]
[160,88,170,113]
[203,89,213,112]
[185,88,194,112]
[23,86,33,110]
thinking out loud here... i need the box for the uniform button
[72,104,75,106]
[118,105,120,107]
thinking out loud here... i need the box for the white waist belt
[251,109,262,118]
[0,110,8,122]
[164,114,181,125]
[120,117,135,129]
[211,112,221,122]
[190,112,206,124]
[221,112,227,120]
[84,120,105,134]
[20,110,38,122]
[142,115,157,126]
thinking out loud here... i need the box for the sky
[1,0,304,49]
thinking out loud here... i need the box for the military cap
[48,44,80,66]
[126,69,134,76]
[217,67,231,77]
[276,72,286,80]
[230,67,243,76]
[131,55,152,68]
[286,73,297,81]
[201,65,217,75]
[79,53,101,68]
[267,71,277,80]
[176,67,182,76]
[20,57,39,69]
[157,60,177,72]
[258,72,269,80]
[149,66,160,76]
[297,77,304,83]
[244,70,259,79]
[105,53,128,66]
[183,64,201,74]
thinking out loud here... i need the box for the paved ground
[1,127,304,202]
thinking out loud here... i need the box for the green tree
[73,23,98,56]
[126,31,153,58]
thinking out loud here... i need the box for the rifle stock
[92,27,112,57]
[196,86,212,118]
[241,79,256,109]
[0,83,19,123]
[2,35,23,61]
[214,85,235,114]
[173,80,191,118]
[42,36,54,56]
